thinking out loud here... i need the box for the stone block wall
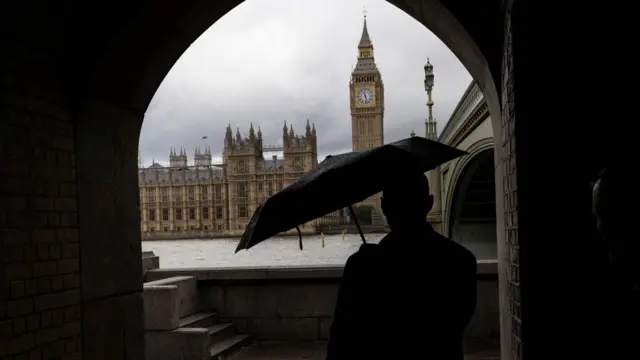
[145,264,500,349]
[1,26,82,359]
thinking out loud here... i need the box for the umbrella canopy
[235,136,467,252]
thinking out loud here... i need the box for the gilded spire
[353,11,377,74]
[358,10,372,49]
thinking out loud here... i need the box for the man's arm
[326,255,362,360]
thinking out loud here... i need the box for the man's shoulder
[348,243,383,262]
[433,232,477,265]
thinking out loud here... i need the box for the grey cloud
[140,0,472,166]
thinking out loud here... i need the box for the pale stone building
[138,120,343,238]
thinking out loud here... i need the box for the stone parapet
[145,260,499,349]
[145,260,497,282]
[142,251,160,274]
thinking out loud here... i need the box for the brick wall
[500,3,521,360]
[1,2,83,357]
[1,51,82,360]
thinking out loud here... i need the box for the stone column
[428,166,443,214]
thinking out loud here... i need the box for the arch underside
[59,1,507,359]
[449,149,496,260]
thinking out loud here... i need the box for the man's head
[381,169,433,229]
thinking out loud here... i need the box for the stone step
[145,327,210,360]
[143,284,180,330]
[145,276,199,318]
[207,323,235,344]
[209,334,252,360]
[180,312,217,328]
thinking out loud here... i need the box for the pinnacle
[358,16,372,48]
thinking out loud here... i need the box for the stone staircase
[143,275,251,360]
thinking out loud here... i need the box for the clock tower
[349,13,385,211]
[350,13,384,152]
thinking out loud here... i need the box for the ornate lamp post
[424,59,437,140]
[422,58,443,221]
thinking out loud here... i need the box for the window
[277,180,283,191]
[174,188,182,202]
[149,227,155,232]
[163,227,168,232]
[238,160,245,172]
[267,182,273,196]
[216,206,223,219]
[258,183,263,195]
[215,185,222,201]
[162,208,169,221]
[237,183,247,198]
[175,208,183,221]
[203,225,208,231]
[148,209,156,221]
[202,207,209,219]
[147,188,155,203]
[188,186,195,201]
[368,119,373,135]
[201,186,208,200]
[217,225,222,231]
[294,157,301,170]
[238,204,248,218]
[189,207,196,220]
[176,226,181,232]
[161,187,168,202]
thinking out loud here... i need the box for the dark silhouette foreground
[326,170,477,360]
[592,163,639,358]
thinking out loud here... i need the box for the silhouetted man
[326,169,477,360]
[593,165,638,294]
[592,164,639,357]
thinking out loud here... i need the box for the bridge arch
[444,139,496,260]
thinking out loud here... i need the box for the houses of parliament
[138,15,389,238]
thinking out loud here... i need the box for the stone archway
[447,148,497,260]
[73,1,507,356]
[3,1,518,360]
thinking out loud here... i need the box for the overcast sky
[140,0,472,166]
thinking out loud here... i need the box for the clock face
[357,88,374,105]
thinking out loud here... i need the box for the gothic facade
[138,121,344,238]
[350,15,385,212]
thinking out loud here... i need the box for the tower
[193,146,212,166]
[349,11,385,212]
[349,11,384,152]
[423,58,444,233]
[283,118,318,173]
[169,147,188,168]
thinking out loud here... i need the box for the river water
[141,234,386,269]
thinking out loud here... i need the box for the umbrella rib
[295,225,303,251]
[348,205,367,244]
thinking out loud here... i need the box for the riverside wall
[145,260,499,351]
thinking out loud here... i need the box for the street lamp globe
[424,59,434,91]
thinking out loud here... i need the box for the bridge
[437,81,496,261]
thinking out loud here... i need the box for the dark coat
[326,224,477,360]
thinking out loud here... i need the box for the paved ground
[229,341,500,360]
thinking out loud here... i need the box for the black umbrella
[235,136,467,252]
